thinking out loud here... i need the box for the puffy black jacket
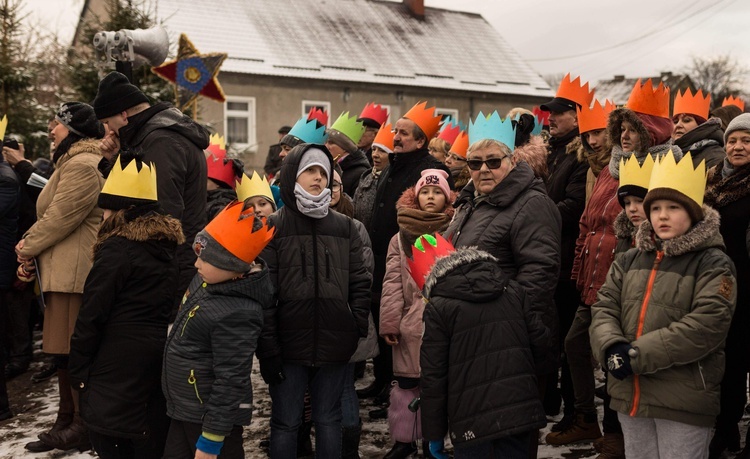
[0,161,19,289]
[163,267,273,437]
[339,149,370,197]
[674,118,725,170]
[420,247,549,445]
[257,144,372,366]
[444,161,561,374]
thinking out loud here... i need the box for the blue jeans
[340,363,359,428]
[453,431,532,459]
[269,363,348,459]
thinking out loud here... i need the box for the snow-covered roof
[156,0,553,97]
[595,73,695,106]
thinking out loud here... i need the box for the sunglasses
[466,156,507,171]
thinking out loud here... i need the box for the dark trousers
[715,341,748,432]
[163,419,244,459]
[602,373,622,434]
[544,280,577,415]
[454,431,532,459]
[0,290,10,416]
[371,296,393,385]
[3,287,34,367]
[90,431,153,459]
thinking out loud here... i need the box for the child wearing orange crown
[162,201,275,459]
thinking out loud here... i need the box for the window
[302,100,331,126]
[225,97,256,152]
[435,108,459,124]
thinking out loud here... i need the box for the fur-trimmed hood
[607,107,673,152]
[94,213,185,255]
[423,246,504,300]
[396,187,456,218]
[613,209,638,240]
[635,205,724,256]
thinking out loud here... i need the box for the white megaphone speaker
[93,25,169,67]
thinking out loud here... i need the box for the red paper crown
[203,201,275,265]
[372,122,395,152]
[403,101,442,139]
[577,99,615,134]
[532,106,550,126]
[673,88,710,120]
[722,95,745,111]
[449,131,468,158]
[358,103,389,126]
[556,73,595,108]
[206,141,237,189]
[437,122,461,146]
[407,233,455,290]
[626,78,670,118]
[307,107,328,126]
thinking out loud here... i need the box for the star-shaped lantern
[152,34,227,111]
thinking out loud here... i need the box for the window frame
[301,100,332,127]
[224,96,257,152]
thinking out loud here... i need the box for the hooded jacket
[70,212,184,439]
[420,247,549,445]
[339,149,370,197]
[257,144,372,366]
[444,161,561,374]
[590,206,736,427]
[673,118,725,170]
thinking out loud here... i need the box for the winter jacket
[257,144,372,366]
[18,139,104,293]
[352,170,380,232]
[349,219,378,363]
[206,188,237,221]
[339,149,370,197]
[420,247,549,445]
[673,118,725,170]
[118,102,210,307]
[163,267,273,437]
[0,161,19,289]
[571,168,621,306]
[590,206,736,427]
[546,131,589,279]
[444,161,561,374]
[69,213,183,439]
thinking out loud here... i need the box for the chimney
[613,75,625,82]
[404,0,425,19]
[660,71,673,79]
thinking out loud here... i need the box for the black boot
[25,368,74,453]
[356,379,385,399]
[709,424,741,459]
[374,383,392,406]
[383,441,417,459]
[341,421,361,459]
[296,421,313,458]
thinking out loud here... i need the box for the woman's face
[51,121,69,147]
[417,185,446,213]
[623,195,646,226]
[371,146,390,172]
[467,145,514,195]
[620,121,641,152]
[725,130,750,168]
[245,196,273,218]
[279,144,293,160]
[444,152,466,172]
[584,129,608,155]
[428,143,447,163]
[330,171,342,207]
[672,114,700,140]
[296,165,328,196]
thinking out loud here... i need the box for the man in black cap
[92,71,210,318]
[264,125,291,178]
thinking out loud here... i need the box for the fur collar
[705,162,750,208]
[635,205,723,256]
[56,138,103,168]
[613,209,638,240]
[94,213,185,255]
[423,247,499,299]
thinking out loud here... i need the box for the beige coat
[20,139,104,293]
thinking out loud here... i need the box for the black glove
[259,356,285,385]
[606,343,634,380]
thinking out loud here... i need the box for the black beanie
[93,72,150,119]
[55,102,105,139]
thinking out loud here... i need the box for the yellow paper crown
[209,133,226,152]
[673,88,710,120]
[0,115,7,141]
[647,150,706,208]
[619,153,655,192]
[236,171,273,203]
[101,155,158,201]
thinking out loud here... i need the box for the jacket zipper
[301,248,307,278]
[188,369,203,404]
[180,305,200,337]
[325,247,331,279]
[312,221,319,367]
[630,250,663,417]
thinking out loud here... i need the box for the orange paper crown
[556,73,595,108]
[202,201,275,265]
[577,100,615,134]
[449,131,468,158]
[358,103,389,126]
[437,122,461,145]
[307,107,328,126]
[407,233,456,290]
[673,88,711,120]
[626,79,670,119]
[403,101,442,139]
[722,95,745,111]
[371,122,395,153]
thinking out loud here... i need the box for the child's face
[195,257,242,284]
[296,165,328,196]
[418,185,447,213]
[623,195,646,226]
[245,196,273,218]
[649,199,692,240]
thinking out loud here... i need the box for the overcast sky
[23,0,750,89]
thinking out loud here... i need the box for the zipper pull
[188,369,203,404]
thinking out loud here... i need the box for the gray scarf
[721,158,736,179]
[608,142,683,179]
[294,183,331,219]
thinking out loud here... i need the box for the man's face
[100,112,128,137]
[392,118,424,153]
[584,129,608,155]
[358,126,378,149]
[548,110,577,138]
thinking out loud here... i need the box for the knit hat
[296,148,331,180]
[92,72,150,119]
[724,113,750,144]
[55,102,105,139]
[414,169,451,200]
[326,129,358,154]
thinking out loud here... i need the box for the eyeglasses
[332,182,342,192]
[447,153,466,162]
[466,156,507,171]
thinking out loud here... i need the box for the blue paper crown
[512,113,544,136]
[439,116,466,133]
[468,111,516,150]
[288,116,328,144]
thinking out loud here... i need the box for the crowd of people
[0,69,748,459]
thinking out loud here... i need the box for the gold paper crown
[403,101,442,138]
[236,171,273,203]
[619,153,655,192]
[626,79,670,118]
[0,114,7,141]
[722,95,745,111]
[577,99,615,134]
[101,155,158,201]
[673,88,710,120]
[556,73,595,108]
[647,150,706,208]
[209,133,226,151]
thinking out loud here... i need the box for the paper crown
[207,133,226,154]
[358,103,389,126]
[437,118,462,145]
[407,233,456,290]
[288,115,328,145]
[647,150,706,208]
[206,138,237,189]
[532,106,550,126]
[330,111,366,144]
[626,79,670,118]
[101,155,158,202]
[0,114,7,141]
[203,201,275,265]
[372,122,395,153]
[307,107,328,126]
[468,111,516,150]
[236,170,273,203]
[449,131,469,158]
[619,153,655,193]
[673,88,711,120]
[722,95,745,111]
[577,100,616,134]
[556,73,595,108]
[403,101,442,138]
